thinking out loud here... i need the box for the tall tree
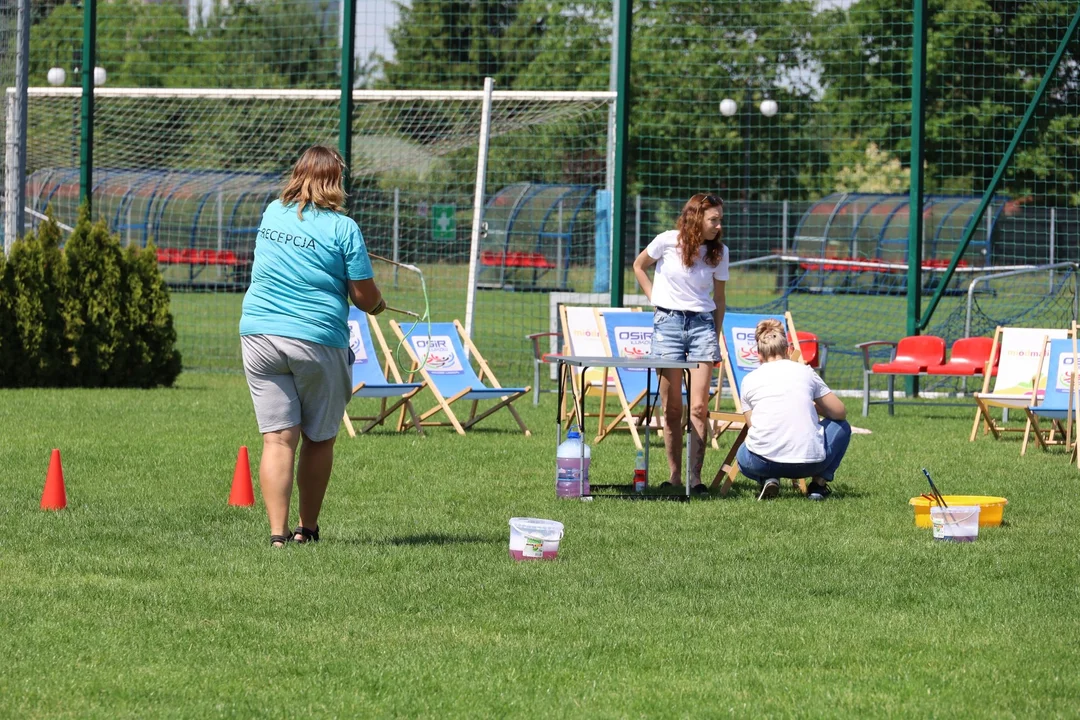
[379,0,541,89]
[31,0,339,90]
[377,0,823,205]
[815,0,1080,205]
[623,1,823,202]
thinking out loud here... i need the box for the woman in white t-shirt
[737,318,851,501]
[632,193,728,495]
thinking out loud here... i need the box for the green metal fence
[3,0,1078,391]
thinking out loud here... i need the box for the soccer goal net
[9,86,614,375]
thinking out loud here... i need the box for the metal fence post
[79,0,97,210]
[609,0,631,306]
[338,0,356,206]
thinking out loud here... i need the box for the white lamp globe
[759,99,779,118]
[47,67,66,86]
[720,98,738,117]
[93,66,106,86]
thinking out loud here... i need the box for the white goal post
[5,84,616,340]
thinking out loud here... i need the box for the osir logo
[347,320,369,364]
[732,326,760,370]
[411,335,463,374]
[1055,353,1076,392]
[614,326,651,368]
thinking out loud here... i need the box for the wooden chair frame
[390,319,531,436]
[342,313,425,437]
[1021,328,1080,464]
[971,326,1072,442]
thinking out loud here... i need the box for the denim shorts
[649,307,720,363]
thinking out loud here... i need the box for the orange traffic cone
[229,446,255,507]
[41,448,67,511]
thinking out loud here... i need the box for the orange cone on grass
[229,446,255,507]
[41,448,67,510]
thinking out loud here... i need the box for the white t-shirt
[740,359,832,463]
[646,230,730,312]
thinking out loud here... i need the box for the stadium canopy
[792,193,1007,268]
[26,166,283,253]
[478,183,595,291]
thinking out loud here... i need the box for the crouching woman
[736,319,851,501]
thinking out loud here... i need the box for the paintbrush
[922,468,957,527]
[922,468,949,509]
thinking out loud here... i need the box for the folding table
[548,355,699,500]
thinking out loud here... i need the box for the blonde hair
[280,145,347,218]
[755,318,789,362]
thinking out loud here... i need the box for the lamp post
[720,96,778,247]
[47,49,104,195]
[47,51,106,87]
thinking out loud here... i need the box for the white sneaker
[757,478,780,501]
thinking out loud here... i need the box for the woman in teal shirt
[240,145,385,547]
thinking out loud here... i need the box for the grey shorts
[240,334,352,442]
[649,308,721,363]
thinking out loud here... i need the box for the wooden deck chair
[558,305,640,430]
[710,311,808,496]
[389,319,531,436]
[342,309,425,437]
[592,309,725,448]
[971,326,1071,442]
[592,310,663,449]
[1022,330,1080,462]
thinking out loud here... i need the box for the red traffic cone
[41,448,67,511]
[229,446,255,507]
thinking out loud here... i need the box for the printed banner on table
[410,335,464,374]
[613,325,651,370]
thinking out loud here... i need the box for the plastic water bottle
[556,429,591,498]
[632,450,647,493]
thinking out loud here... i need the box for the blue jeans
[736,419,852,483]
[649,307,720,363]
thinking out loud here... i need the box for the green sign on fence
[431,204,456,241]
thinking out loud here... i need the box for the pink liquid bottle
[555,429,591,498]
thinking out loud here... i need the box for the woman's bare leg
[295,433,337,538]
[260,426,301,545]
[659,368,685,484]
[687,361,715,486]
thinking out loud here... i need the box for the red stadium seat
[869,335,946,374]
[927,336,998,377]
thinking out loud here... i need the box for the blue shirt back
[240,200,374,348]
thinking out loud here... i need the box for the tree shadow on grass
[372,533,504,547]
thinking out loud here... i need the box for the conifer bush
[0,207,181,388]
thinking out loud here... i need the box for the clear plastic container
[931,505,980,542]
[556,429,591,498]
[509,517,564,561]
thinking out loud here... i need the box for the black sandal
[270,534,292,548]
[293,525,320,544]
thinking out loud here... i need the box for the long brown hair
[675,192,724,268]
[280,145,347,218]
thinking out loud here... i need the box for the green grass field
[3,372,1079,717]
